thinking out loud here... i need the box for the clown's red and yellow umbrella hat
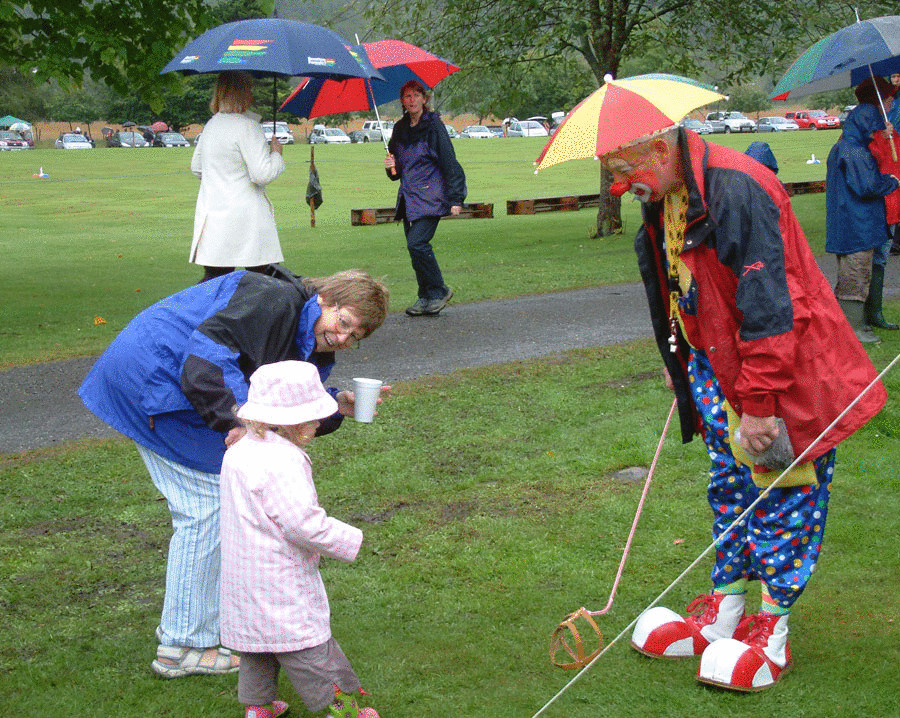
[534,73,726,172]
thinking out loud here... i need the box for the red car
[0,130,30,150]
[784,110,841,130]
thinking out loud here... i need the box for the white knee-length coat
[190,111,286,267]
[220,430,363,652]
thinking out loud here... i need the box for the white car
[460,125,494,139]
[309,127,351,144]
[261,121,294,144]
[507,119,549,137]
[55,133,93,149]
[757,116,800,132]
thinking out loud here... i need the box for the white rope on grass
[531,350,900,717]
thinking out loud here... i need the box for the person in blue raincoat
[78,266,388,679]
[825,102,900,343]
[385,80,466,317]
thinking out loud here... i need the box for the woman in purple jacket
[385,80,467,316]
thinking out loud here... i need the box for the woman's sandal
[151,644,240,678]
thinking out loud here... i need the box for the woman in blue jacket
[78,266,388,678]
[385,80,467,316]
[825,102,900,342]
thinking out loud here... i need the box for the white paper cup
[352,377,383,423]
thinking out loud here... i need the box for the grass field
[0,130,834,368]
[2,339,899,717]
[3,127,899,717]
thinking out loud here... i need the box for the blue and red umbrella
[770,15,900,100]
[279,40,459,119]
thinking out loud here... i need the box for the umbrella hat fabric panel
[771,15,900,100]
[159,18,369,81]
[280,39,458,119]
[535,74,725,172]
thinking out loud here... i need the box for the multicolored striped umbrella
[534,74,725,172]
[770,15,900,100]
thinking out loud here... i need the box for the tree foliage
[0,0,216,109]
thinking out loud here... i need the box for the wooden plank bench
[506,193,603,215]
[782,180,825,196]
[351,203,494,226]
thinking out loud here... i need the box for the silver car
[507,119,549,137]
[757,116,800,132]
[55,133,93,149]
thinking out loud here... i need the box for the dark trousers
[404,215,445,300]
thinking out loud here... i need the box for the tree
[0,0,215,110]
[365,0,899,235]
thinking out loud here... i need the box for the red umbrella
[279,39,459,119]
[151,121,169,132]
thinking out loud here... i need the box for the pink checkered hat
[237,361,338,425]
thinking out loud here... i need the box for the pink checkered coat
[220,431,363,652]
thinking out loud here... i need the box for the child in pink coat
[220,361,379,718]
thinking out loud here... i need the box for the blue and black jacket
[79,267,341,473]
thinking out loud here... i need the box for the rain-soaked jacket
[635,128,886,458]
[388,109,466,221]
[825,103,899,254]
[78,267,342,474]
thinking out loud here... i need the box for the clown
[600,125,885,691]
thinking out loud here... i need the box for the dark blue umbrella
[770,15,900,100]
[160,18,369,80]
[159,18,375,126]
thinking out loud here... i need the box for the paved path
[0,285,651,454]
[2,257,896,455]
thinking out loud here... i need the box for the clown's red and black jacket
[635,128,885,457]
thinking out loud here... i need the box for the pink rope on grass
[586,396,678,617]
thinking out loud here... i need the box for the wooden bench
[782,180,825,196]
[505,183,824,215]
[351,203,494,226]
[506,193,603,215]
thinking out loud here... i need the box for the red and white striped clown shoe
[631,593,749,658]
[698,613,792,691]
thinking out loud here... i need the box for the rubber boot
[838,299,881,344]
[865,265,898,330]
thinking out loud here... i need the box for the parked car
[507,119,549,137]
[784,110,840,130]
[680,118,714,135]
[261,121,294,144]
[357,120,394,142]
[152,131,190,147]
[460,125,495,139]
[757,116,800,132]
[55,133,93,149]
[838,105,857,126]
[106,131,148,148]
[0,130,31,150]
[348,129,368,143]
[309,126,351,144]
[485,124,505,137]
[705,111,756,133]
[445,125,459,139]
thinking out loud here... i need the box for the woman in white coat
[191,71,286,283]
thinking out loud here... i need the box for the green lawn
[1,337,898,717]
[1,131,835,368]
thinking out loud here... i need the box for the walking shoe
[423,286,453,315]
[405,297,429,316]
[631,593,749,658]
[245,701,289,718]
[697,613,792,692]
